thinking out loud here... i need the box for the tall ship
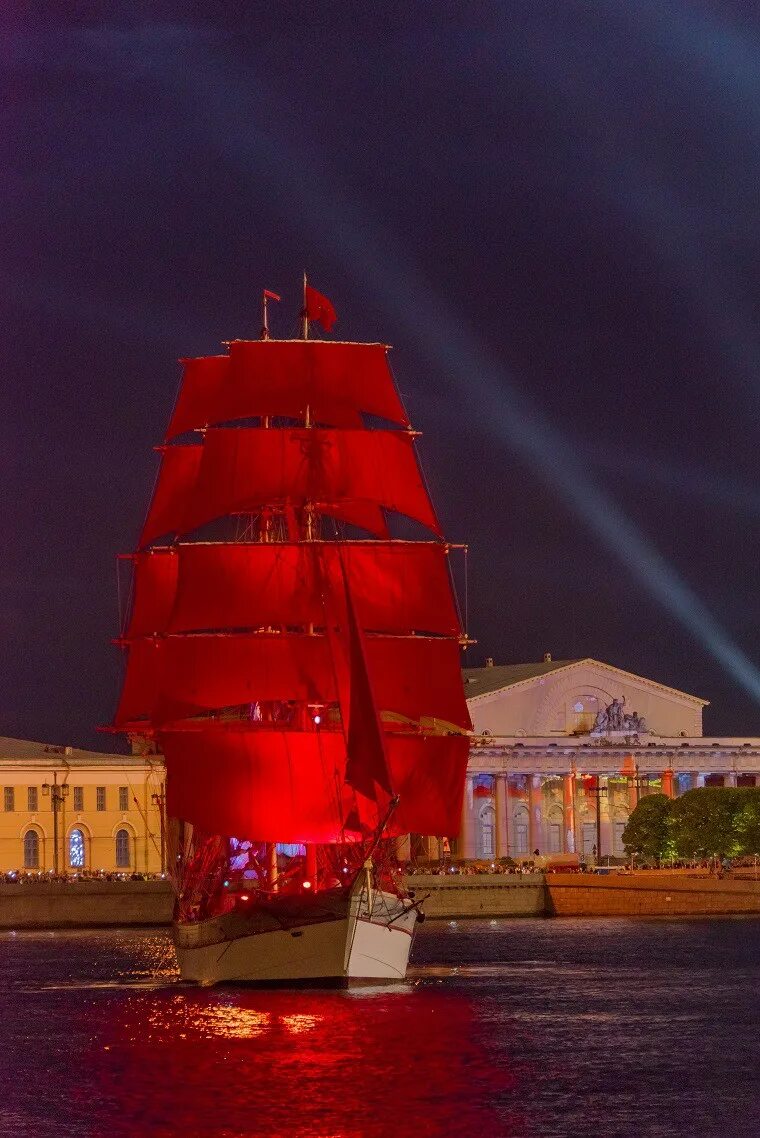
[110,283,471,985]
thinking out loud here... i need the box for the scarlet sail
[115,327,470,856]
[139,428,440,547]
[166,341,409,440]
[114,633,469,730]
[125,542,460,638]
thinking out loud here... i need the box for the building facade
[456,657,760,861]
[0,737,164,874]
[6,654,758,871]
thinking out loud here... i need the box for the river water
[1,917,758,1137]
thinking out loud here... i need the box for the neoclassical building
[457,656,760,860]
[0,737,164,874]
[5,655,759,871]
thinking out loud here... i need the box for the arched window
[23,829,39,869]
[478,805,495,858]
[115,828,131,869]
[69,828,85,869]
[572,695,600,734]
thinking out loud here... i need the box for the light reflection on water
[0,918,759,1137]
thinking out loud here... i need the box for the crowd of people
[0,870,166,884]
[404,859,545,876]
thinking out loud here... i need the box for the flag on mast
[261,289,281,340]
[303,284,337,332]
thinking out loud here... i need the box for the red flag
[304,284,337,332]
[263,289,281,302]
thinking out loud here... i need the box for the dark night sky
[3,2,760,747]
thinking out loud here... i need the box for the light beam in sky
[54,25,760,703]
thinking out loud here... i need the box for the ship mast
[112,293,472,916]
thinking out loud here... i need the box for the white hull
[173,880,417,986]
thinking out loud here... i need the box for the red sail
[181,428,441,538]
[125,542,460,638]
[165,356,230,440]
[161,729,354,843]
[160,728,469,840]
[369,637,471,729]
[139,445,202,548]
[165,342,409,440]
[385,734,470,837]
[124,549,178,638]
[113,634,469,729]
[139,440,391,547]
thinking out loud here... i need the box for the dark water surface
[1,918,758,1137]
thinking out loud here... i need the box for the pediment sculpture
[591,696,648,736]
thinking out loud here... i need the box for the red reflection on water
[77,986,520,1137]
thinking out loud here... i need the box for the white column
[460,775,476,859]
[494,774,509,858]
[725,772,737,788]
[563,772,576,853]
[528,775,543,855]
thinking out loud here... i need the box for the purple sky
[3,2,760,746]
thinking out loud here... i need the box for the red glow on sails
[115,323,471,853]
[139,445,202,548]
[124,550,178,638]
[125,542,460,638]
[138,430,439,547]
[181,428,441,539]
[165,342,408,440]
[386,734,470,837]
[161,729,354,843]
[160,729,469,840]
[113,633,470,729]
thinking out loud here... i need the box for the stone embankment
[405,873,546,918]
[545,871,760,917]
[0,880,173,928]
[1,872,760,928]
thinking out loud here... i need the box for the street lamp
[626,763,650,806]
[577,772,608,864]
[593,775,608,865]
[41,772,69,874]
[151,787,166,874]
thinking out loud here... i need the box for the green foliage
[622,794,670,861]
[667,788,743,858]
[624,787,760,862]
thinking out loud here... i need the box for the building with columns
[455,657,760,861]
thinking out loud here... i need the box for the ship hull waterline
[173,886,418,987]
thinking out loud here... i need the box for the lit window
[69,828,85,868]
[96,787,106,811]
[118,786,129,812]
[27,787,38,812]
[23,830,39,869]
[115,829,130,868]
[4,788,14,812]
[73,786,84,811]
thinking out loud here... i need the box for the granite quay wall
[546,872,760,916]
[0,880,174,928]
[3,873,759,927]
[404,873,547,919]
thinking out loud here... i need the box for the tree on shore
[667,788,742,859]
[622,794,670,862]
[623,786,760,862]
